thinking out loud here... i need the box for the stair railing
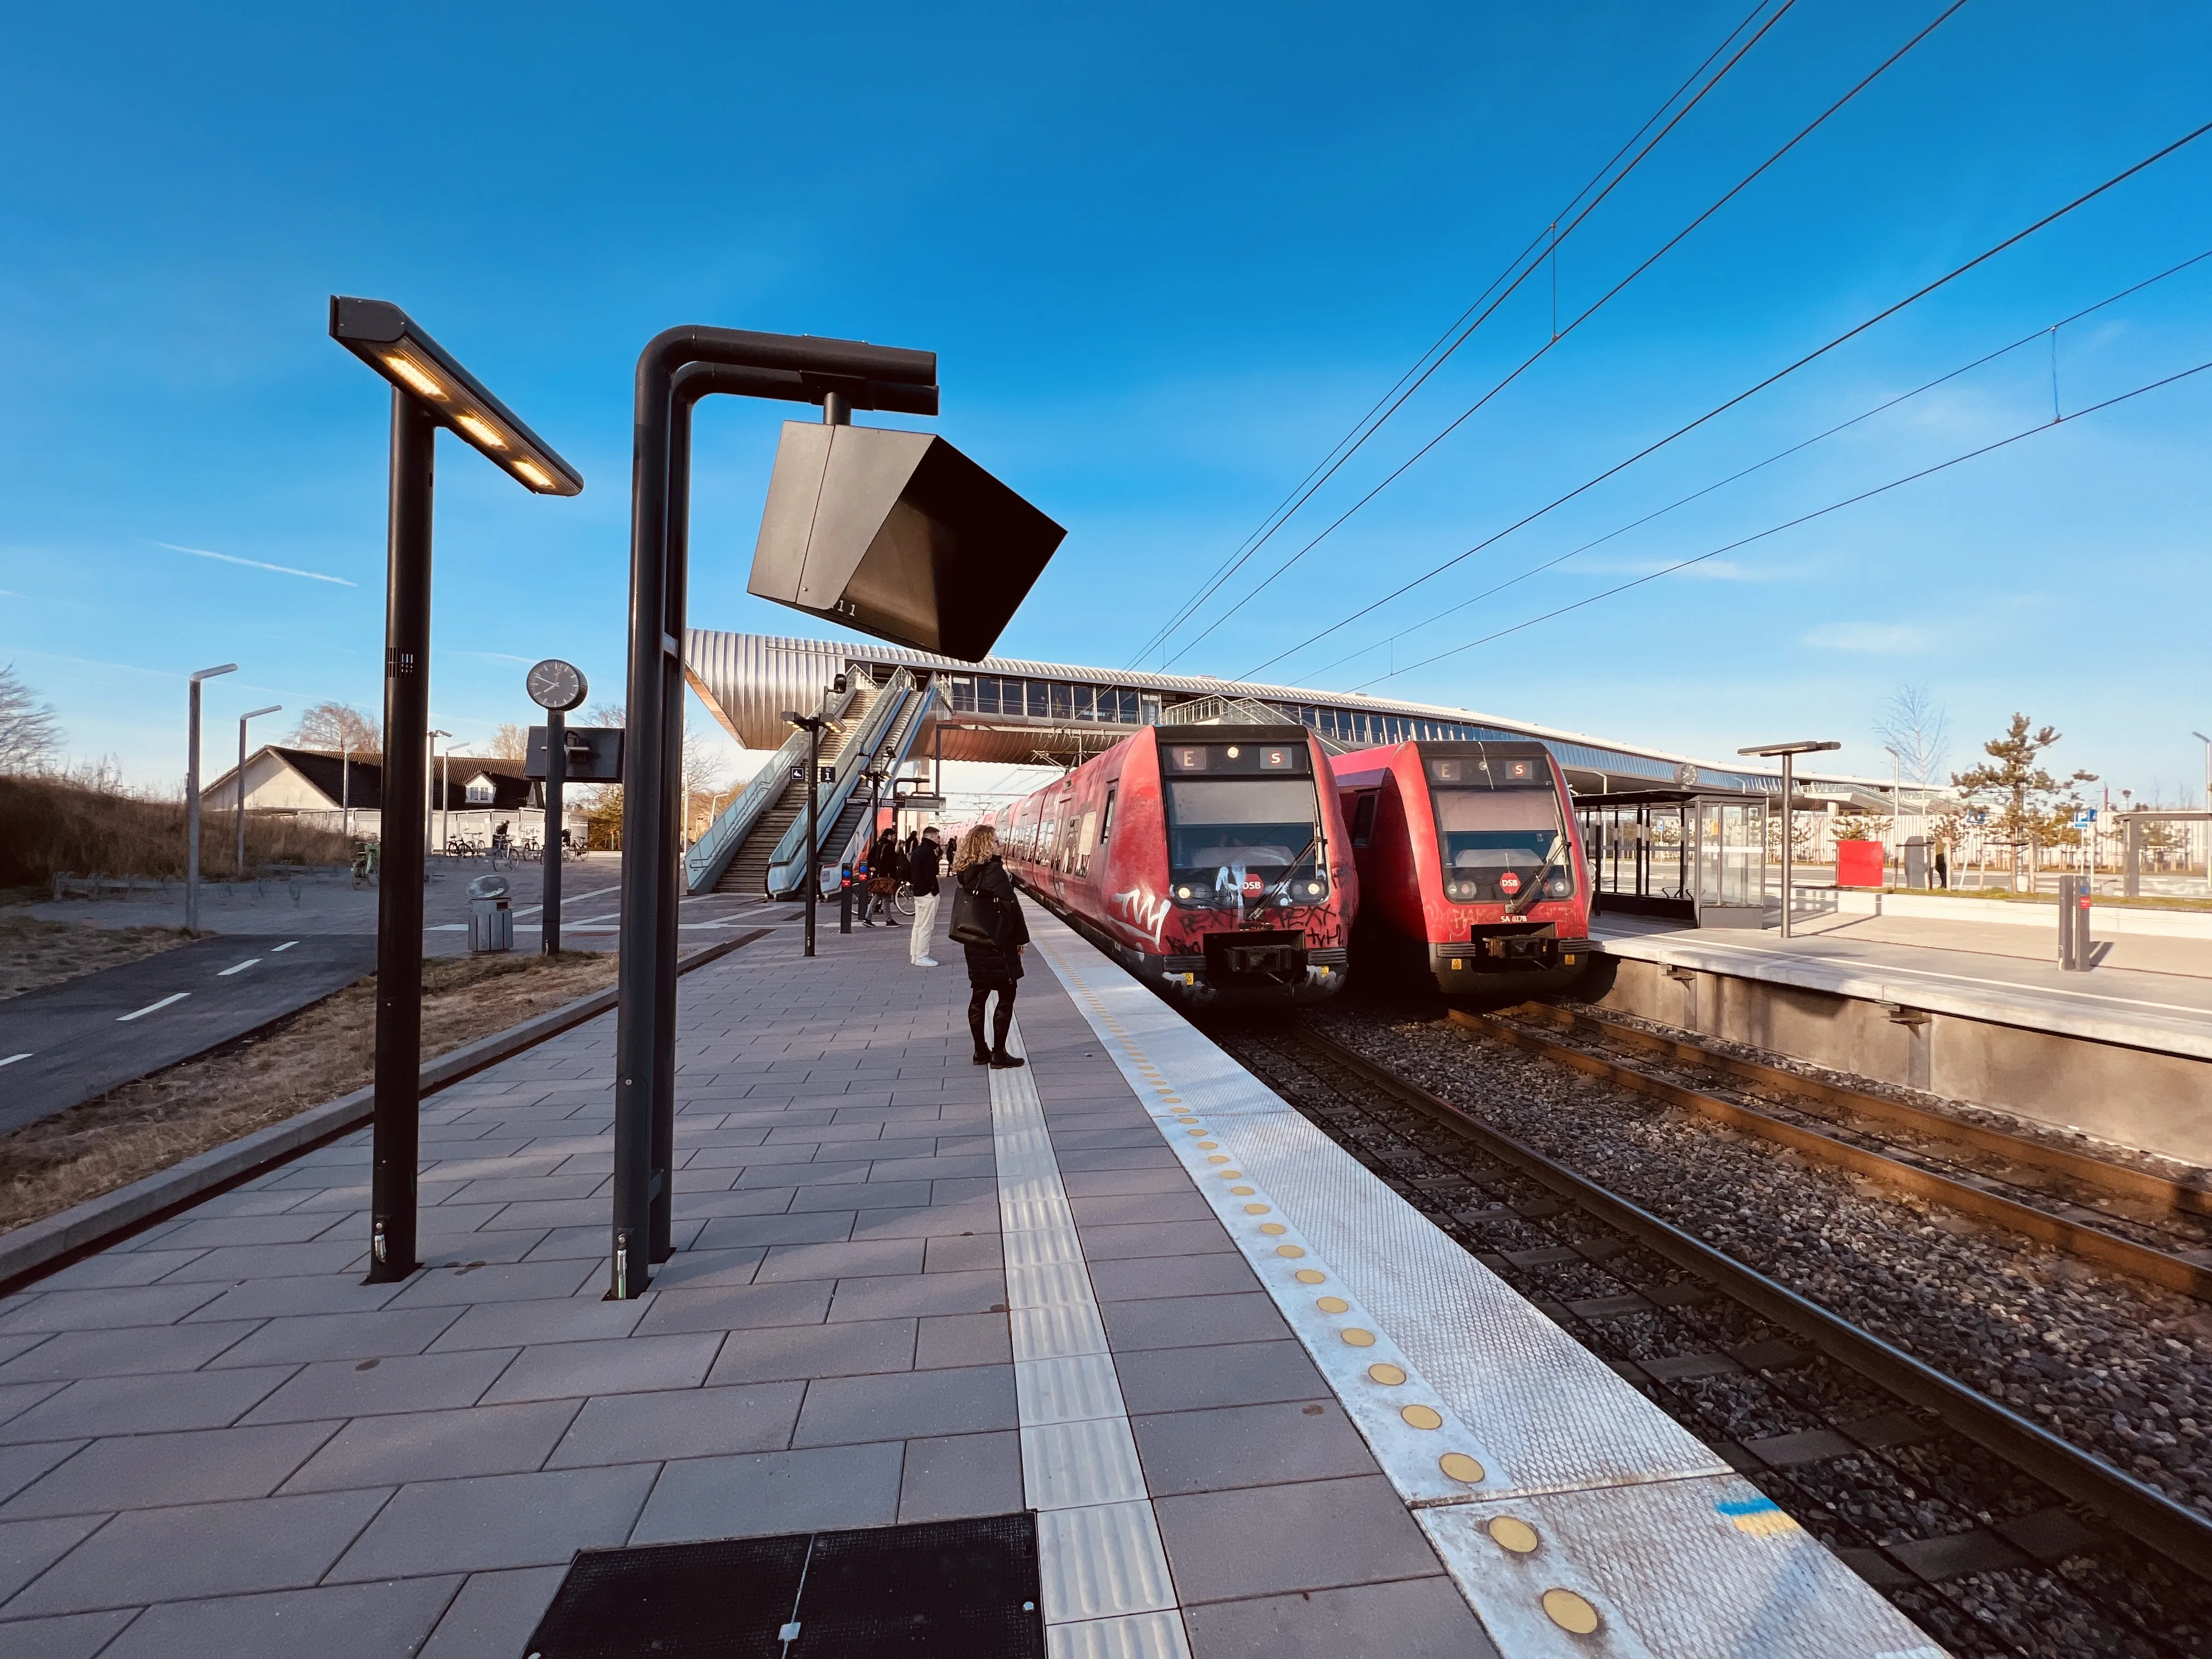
[766,668,919,898]
[684,672,862,895]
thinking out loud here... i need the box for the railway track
[1214,1019,2212,1659]
[1457,1001,2212,1301]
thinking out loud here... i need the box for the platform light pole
[1739,739,1841,939]
[233,705,281,875]
[184,663,238,930]
[330,297,582,1285]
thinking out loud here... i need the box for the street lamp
[235,705,282,874]
[330,296,581,1286]
[781,689,847,964]
[184,663,237,930]
[2193,732,2211,895]
[1882,745,1902,887]
[427,731,451,855]
[1738,740,1841,939]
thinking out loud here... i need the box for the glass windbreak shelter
[1577,789,1769,928]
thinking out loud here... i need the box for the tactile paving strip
[989,1017,1194,1659]
[1031,916,1945,1658]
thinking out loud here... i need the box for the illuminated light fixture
[382,354,447,400]
[330,296,581,496]
[453,411,507,449]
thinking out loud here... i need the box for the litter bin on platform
[467,873,514,953]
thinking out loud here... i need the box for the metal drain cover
[523,1511,1044,1658]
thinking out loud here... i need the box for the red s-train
[1330,739,1594,995]
[977,724,1357,1007]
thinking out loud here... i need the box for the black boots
[988,1050,1025,1070]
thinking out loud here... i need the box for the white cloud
[1800,622,1937,654]
[155,541,357,588]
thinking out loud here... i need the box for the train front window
[1164,778,1326,907]
[1432,786,1575,904]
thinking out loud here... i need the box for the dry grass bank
[0,950,618,1235]
[0,915,191,1000]
[0,775,350,886]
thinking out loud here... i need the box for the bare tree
[488,723,529,761]
[584,701,625,729]
[1872,684,1950,786]
[291,702,380,752]
[0,664,62,774]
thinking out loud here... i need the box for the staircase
[714,680,877,896]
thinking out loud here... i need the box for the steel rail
[1285,1024,2212,1584]
[1505,1001,2211,1217]
[1449,1007,2212,1301]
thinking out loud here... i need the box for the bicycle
[893,881,916,918]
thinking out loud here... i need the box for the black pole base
[362,1258,420,1285]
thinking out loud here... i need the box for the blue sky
[3,1,2208,801]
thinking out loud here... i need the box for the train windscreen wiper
[1504,834,1566,917]
[1254,832,1322,913]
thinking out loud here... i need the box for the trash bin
[1903,836,1932,888]
[467,873,513,953]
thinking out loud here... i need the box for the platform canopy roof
[684,629,1900,800]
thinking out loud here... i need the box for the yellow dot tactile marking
[1243,1203,1271,1215]
[1258,1223,1286,1235]
[1231,1186,1255,1195]
[1400,1404,1443,1431]
[1488,1516,1539,1552]
[1440,1453,1487,1485]
[1367,1362,1406,1385]
[1161,1096,1181,1103]
[1198,1142,1218,1150]
[1216,1170,1244,1180]
[1542,1589,1600,1635]
[1274,1244,1305,1258]
[1184,1129,1207,1137]
[1340,1328,1376,1347]
[1729,1509,1802,1537]
[1294,1269,1327,1284]
[1316,1296,1350,1314]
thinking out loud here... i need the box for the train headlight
[1446,880,1477,901]
[1174,885,1193,900]
[1304,881,1324,897]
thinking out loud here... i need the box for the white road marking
[218,958,262,976]
[511,883,621,919]
[0,1054,29,1068]
[271,940,300,952]
[118,992,190,1022]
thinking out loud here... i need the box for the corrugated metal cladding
[683,629,1879,793]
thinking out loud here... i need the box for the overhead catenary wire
[1175,0,1973,674]
[1353,353,2212,687]
[1126,0,1801,669]
[1308,245,2212,679]
[1229,115,2212,684]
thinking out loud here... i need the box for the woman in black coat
[952,823,1029,1069]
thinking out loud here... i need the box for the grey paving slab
[96,1576,462,1659]
[1087,1251,1265,1302]
[629,1442,905,1545]
[210,1307,465,1368]
[0,1323,258,1384]
[0,1514,106,1605]
[33,1252,204,1291]
[1152,1474,1449,1604]
[279,1401,580,1494]
[0,1607,140,1658]
[4,1487,393,1615]
[915,1311,1011,1371]
[384,1260,600,1308]
[180,1276,408,1323]
[0,1367,296,1443]
[546,1382,804,1467]
[417,1566,565,1659]
[0,1443,87,1510]
[425,1296,647,1353]
[1114,1340,1333,1415]
[1,1423,341,1519]
[479,1333,723,1404]
[329,1465,657,1579]
[704,1319,916,1386]
[240,1348,518,1424]
[0,1286,227,1335]
[1179,1571,1496,1657]
[896,1430,1023,1524]
[631,1282,832,1336]
[792,1363,1015,1446]
[153,1240,370,1282]
[753,1239,923,1282]
[825,1269,1005,1323]
[1132,1399,1380,1496]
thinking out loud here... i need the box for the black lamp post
[330,297,582,1284]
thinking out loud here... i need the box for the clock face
[527,658,586,712]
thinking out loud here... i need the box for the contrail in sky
[155,541,358,588]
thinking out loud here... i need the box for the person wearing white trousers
[909,825,944,967]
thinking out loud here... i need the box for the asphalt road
[0,935,378,1134]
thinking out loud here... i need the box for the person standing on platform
[953,823,1028,1069]
[863,826,904,927]
[909,825,944,968]
[1935,847,1950,889]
